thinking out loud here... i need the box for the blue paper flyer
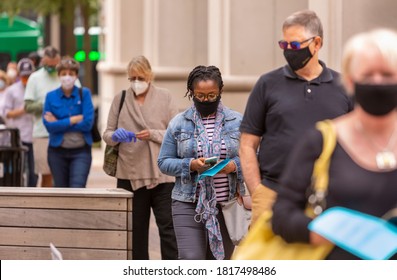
[308,206,397,260]
[197,159,231,181]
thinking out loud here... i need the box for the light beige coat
[103,85,179,190]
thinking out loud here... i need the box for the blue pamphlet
[308,207,397,260]
[197,159,231,181]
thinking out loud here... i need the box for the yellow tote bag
[232,120,336,260]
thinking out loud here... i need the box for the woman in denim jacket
[158,65,245,260]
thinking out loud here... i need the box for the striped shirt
[197,115,229,202]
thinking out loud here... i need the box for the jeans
[47,145,92,188]
[22,142,38,187]
[117,179,178,260]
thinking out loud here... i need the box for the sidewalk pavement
[87,147,161,260]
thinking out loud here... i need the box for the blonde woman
[103,55,178,260]
[272,28,397,259]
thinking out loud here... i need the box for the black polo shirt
[240,61,353,190]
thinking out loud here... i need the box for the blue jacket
[158,105,245,203]
[43,86,94,147]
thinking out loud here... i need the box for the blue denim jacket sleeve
[158,118,193,183]
[231,156,243,184]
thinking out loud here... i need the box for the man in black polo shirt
[239,10,353,226]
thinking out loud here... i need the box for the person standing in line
[103,55,178,260]
[28,51,42,70]
[158,65,245,260]
[4,58,38,187]
[239,10,353,226]
[6,62,18,84]
[24,46,80,187]
[0,70,10,120]
[43,57,94,188]
[272,28,397,260]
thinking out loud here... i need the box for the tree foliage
[0,0,100,91]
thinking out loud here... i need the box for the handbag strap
[308,119,337,216]
[115,90,126,128]
[313,120,337,192]
[118,90,126,115]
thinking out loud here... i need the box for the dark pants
[172,200,235,260]
[117,179,177,260]
[47,145,92,188]
[22,142,38,187]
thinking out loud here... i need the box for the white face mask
[60,75,77,90]
[7,69,17,80]
[131,81,149,95]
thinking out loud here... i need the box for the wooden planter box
[0,187,132,260]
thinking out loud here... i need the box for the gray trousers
[172,199,235,260]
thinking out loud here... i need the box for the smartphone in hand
[204,156,218,166]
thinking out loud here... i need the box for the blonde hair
[127,55,154,81]
[341,28,397,93]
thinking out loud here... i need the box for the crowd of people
[1,46,90,188]
[1,9,396,260]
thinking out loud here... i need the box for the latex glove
[112,128,136,143]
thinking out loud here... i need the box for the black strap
[118,90,126,115]
[114,90,126,130]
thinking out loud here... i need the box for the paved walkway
[87,147,161,260]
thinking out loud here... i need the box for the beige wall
[97,0,397,135]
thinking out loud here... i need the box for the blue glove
[112,128,136,143]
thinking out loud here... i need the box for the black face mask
[193,96,221,117]
[283,46,313,71]
[355,83,397,116]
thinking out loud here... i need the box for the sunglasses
[278,36,316,50]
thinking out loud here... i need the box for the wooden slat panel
[0,196,128,210]
[127,197,133,212]
[127,211,133,231]
[128,230,133,251]
[0,246,127,260]
[0,227,127,249]
[0,208,127,230]
[0,187,133,198]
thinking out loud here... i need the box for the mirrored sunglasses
[278,36,316,50]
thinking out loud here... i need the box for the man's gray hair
[282,10,323,45]
[43,46,60,59]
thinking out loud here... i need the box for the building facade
[97,0,397,129]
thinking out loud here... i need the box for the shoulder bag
[232,120,336,260]
[220,183,252,245]
[103,90,126,177]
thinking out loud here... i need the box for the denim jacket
[158,105,245,203]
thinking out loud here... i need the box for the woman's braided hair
[185,65,224,99]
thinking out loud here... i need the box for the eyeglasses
[128,76,146,82]
[278,36,316,50]
[194,92,219,102]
